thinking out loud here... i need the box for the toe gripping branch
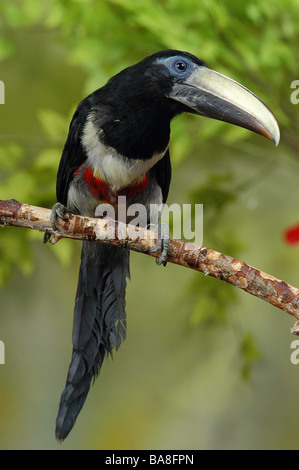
[50,202,69,230]
[43,202,69,244]
[148,223,170,266]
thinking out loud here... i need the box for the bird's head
[110,49,279,146]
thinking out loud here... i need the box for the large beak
[169,67,280,146]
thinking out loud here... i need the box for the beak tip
[271,125,280,147]
[262,118,280,147]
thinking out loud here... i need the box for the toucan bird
[52,50,279,440]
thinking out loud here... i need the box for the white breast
[81,116,168,191]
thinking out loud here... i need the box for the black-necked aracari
[52,50,279,440]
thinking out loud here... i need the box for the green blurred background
[0,0,299,450]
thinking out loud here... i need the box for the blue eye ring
[172,59,188,74]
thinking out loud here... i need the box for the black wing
[56,98,91,206]
[151,148,172,204]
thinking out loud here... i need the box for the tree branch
[1,198,299,333]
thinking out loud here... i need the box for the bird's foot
[148,223,170,266]
[50,202,69,231]
[43,202,69,244]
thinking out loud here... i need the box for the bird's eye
[173,59,188,73]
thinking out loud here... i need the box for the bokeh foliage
[0,0,298,391]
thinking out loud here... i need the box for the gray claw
[149,223,170,266]
[50,202,68,231]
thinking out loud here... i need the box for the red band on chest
[80,166,149,202]
[82,167,110,200]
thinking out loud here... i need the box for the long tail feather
[55,242,130,441]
